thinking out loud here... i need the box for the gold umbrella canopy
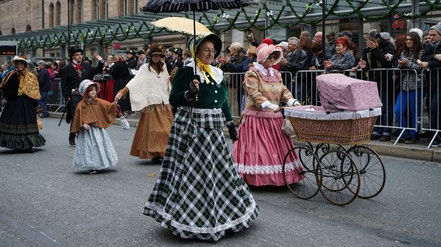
[151,17,212,36]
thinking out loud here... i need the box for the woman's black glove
[185,79,199,101]
[227,122,238,141]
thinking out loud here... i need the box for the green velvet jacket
[170,66,233,122]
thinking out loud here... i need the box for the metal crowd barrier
[46,78,66,112]
[421,68,441,148]
[224,71,294,118]
[225,72,246,117]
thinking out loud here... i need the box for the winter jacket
[37,68,51,92]
[398,50,424,91]
[283,48,308,76]
[328,51,355,71]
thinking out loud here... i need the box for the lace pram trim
[235,160,302,175]
[284,106,382,120]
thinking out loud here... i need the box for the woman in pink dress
[233,43,304,186]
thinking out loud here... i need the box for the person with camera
[357,32,395,142]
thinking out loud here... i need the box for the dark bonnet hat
[147,43,165,57]
[191,34,222,59]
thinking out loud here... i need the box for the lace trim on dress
[145,199,257,234]
[235,160,302,175]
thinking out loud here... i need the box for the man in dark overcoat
[61,45,104,146]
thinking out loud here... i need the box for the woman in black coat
[0,56,46,152]
[110,55,131,113]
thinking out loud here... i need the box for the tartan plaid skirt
[144,107,259,241]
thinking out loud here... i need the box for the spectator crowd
[1,23,441,147]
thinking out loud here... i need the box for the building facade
[0,0,148,34]
[0,0,184,59]
[1,0,439,62]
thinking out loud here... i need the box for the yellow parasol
[151,17,212,37]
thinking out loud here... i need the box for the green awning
[0,0,439,50]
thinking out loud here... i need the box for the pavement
[1,118,441,246]
[48,111,441,163]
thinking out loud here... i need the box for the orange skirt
[130,104,173,159]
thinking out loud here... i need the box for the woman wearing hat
[0,56,46,152]
[115,43,173,163]
[142,34,259,241]
[233,43,304,187]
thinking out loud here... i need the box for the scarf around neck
[73,60,82,71]
[196,58,215,83]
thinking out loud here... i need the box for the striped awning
[142,0,250,13]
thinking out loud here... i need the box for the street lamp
[67,0,70,49]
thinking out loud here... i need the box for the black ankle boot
[69,133,76,146]
[152,157,163,164]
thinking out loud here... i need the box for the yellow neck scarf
[196,58,215,84]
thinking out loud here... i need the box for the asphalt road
[1,118,440,247]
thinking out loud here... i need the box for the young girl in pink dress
[233,43,304,186]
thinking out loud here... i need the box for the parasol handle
[193,7,198,102]
[193,75,199,102]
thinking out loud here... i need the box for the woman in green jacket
[143,34,259,241]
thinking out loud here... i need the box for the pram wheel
[347,145,386,199]
[283,146,320,200]
[317,150,360,206]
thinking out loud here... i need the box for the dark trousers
[38,91,48,113]
[67,94,83,134]
[430,92,441,131]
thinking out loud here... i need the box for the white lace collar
[186,61,223,84]
[253,62,275,77]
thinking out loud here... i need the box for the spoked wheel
[283,146,320,200]
[347,145,386,199]
[317,150,360,206]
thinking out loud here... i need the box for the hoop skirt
[143,107,259,241]
[0,96,46,150]
[233,109,304,186]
